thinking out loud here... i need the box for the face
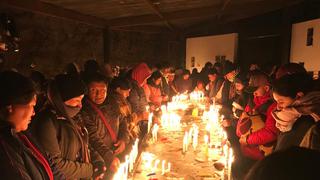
[88,81,107,105]
[64,95,84,108]
[116,88,131,98]
[225,70,236,82]
[208,74,217,82]
[162,68,170,76]
[183,74,190,80]
[7,95,37,132]
[273,92,295,110]
[197,83,204,89]
[235,82,245,91]
[253,85,269,97]
[154,78,162,86]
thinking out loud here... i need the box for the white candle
[148,113,153,133]
[167,162,171,173]
[183,131,188,153]
[154,159,160,172]
[228,149,234,180]
[161,160,166,175]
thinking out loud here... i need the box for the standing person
[234,70,278,178]
[206,68,224,100]
[156,62,171,97]
[0,71,62,180]
[272,73,320,151]
[79,73,129,175]
[147,71,169,108]
[30,74,104,179]
[173,69,193,94]
[127,63,152,139]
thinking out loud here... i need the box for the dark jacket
[80,98,129,166]
[128,80,148,115]
[30,108,94,179]
[0,121,64,180]
[275,115,315,151]
[207,77,224,99]
[173,77,193,93]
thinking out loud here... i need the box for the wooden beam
[217,0,232,19]
[1,0,107,28]
[142,0,175,31]
[107,5,221,27]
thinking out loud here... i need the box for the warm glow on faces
[253,86,269,97]
[154,78,162,86]
[273,92,295,110]
[225,71,236,82]
[208,74,217,82]
[235,82,245,91]
[183,74,190,80]
[88,82,107,105]
[64,95,84,107]
[7,95,37,132]
[116,88,131,98]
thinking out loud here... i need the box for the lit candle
[152,124,159,142]
[148,113,153,133]
[192,127,198,150]
[204,135,209,158]
[183,131,188,153]
[154,159,160,172]
[228,149,234,180]
[167,162,171,173]
[161,160,166,175]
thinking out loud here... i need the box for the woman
[30,74,104,179]
[0,71,62,180]
[147,71,168,107]
[272,73,320,151]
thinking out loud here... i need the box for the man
[0,71,63,180]
[173,69,193,94]
[80,72,129,174]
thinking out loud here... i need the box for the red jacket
[236,93,279,160]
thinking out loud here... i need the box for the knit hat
[0,71,36,108]
[110,77,132,90]
[223,61,236,75]
[131,63,152,86]
[54,74,86,102]
[208,68,218,75]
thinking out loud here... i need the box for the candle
[228,149,234,180]
[154,159,160,172]
[167,162,171,173]
[161,160,166,175]
[204,135,209,158]
[148,113,153,133]
[152,124,159,142]
[183,131,188,153]
[192,128,198,150]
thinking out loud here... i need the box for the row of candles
[112,139,139,180]
[141,152,171,175]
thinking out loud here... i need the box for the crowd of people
[0,59,319,180]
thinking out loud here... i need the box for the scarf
[272,91,320,132]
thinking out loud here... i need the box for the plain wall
[186,33,238,71]
[291,18,320,71]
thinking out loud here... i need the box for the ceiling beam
[1,0,107,28]
[107,5,221,27]
[217,0,232,19]
[142,0,175,31]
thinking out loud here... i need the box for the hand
[109,157,120,172]
[221,119,232,128]
[114,140,126,155]
[239,135,248,145]
[93,162,106,180]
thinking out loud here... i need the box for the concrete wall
[185,33,238,71]
[291,18,320,71]
[1,7,104,77]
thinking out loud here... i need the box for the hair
[182,69,190,76]
[85,72,107,85]
[245,147,320,180]
[110,77,132,91]
[272,73,313,99]
[275,63,307,79]
[84,59,99,73]
[0,71,36,109]
[150,71,162,81]
[65,62,80,76]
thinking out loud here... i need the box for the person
[81,59,101,83]
[30,74,105,179]
[127,63,152,140]
[156,62,171,97]
[29,70,48,113]
[64,62,81,77]
[173,69,193,94]
[0,71,63,180]
[206,68,223,100]
[272,73,320,151]
[194,80,207,95]
[275,63,307,79]
[245,147,320,180]
[232,73,251,119]
[146,71,168,107]
[199,61,213,84]
[234,70,278,178]
[79,72,129,175]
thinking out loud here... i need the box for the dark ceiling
[3,0,305,32]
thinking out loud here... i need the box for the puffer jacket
[80,98,129,167]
